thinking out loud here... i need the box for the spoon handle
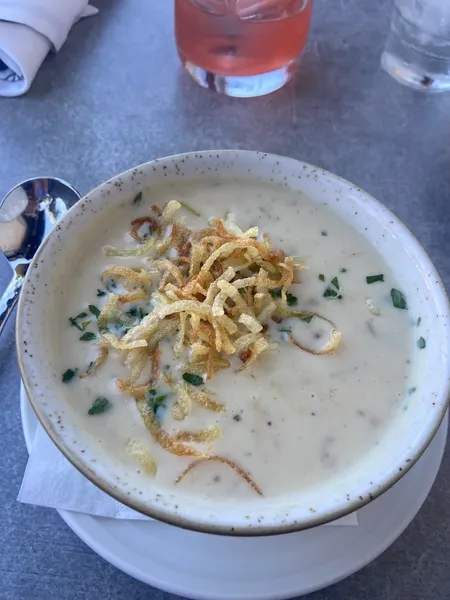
[0,275,22,335]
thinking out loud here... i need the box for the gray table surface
[1,1,450,599]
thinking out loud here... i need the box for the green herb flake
[69,317,83,332]
[416,317,421,327]
[81,320,91,330]
[147,389,169,413]
[417,337,426,350]
[88,397,111,416]
[133,191,142,205]
[330,277,340,290]
[179,200,201,217]
[85,361,95,374]
[391,288,407,310]
[366,274,384,284]
[127,307,145,320]
[408,387,417,395]
[182,372,204,386]
[323,287,338,299]
[278,328,292,333]
[89,304,101,318]
[286,293,298,306]
[299,314,313,323]
[340,268,347,273]
[318,274,325,282]
[269,289,282,299]
[62,369,77,383]
[97,289,106,297]
[79,331,96,342]
[69,311,90,332]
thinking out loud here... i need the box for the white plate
[20,385,448,600]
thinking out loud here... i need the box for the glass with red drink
[175,0,314,97]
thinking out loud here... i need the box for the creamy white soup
[57,179,413,501]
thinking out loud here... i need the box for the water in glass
[381,0,450,92]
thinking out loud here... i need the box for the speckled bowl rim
[17,150,450,536]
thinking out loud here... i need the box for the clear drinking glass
[174,0,314,97]
[381,0,450,92]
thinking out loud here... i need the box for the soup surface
[56,179,413,501]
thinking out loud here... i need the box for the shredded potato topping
[94,198,343,492]
[126,440,157,476]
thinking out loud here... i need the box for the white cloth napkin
[19,424,358,525]
[0,0,98,97]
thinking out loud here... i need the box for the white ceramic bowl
[17,151,450,536]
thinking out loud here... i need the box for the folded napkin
[19,422,358,525]
[0,0,98,97]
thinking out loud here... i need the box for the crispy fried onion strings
[91,196,342,482]
[175,456,263,496]
[136,399,207,458]
[277,308,342,355]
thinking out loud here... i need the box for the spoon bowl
[0,177,81,334]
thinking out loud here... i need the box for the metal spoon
[0,177,81,335]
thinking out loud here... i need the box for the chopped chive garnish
[278,328,292,333]
[366,274,384,284]
[299,314,313,323]
[417,337,426,350]
[85,361,94,374]
[128,307,146,319]
[89,304,101,318]
[408,387,417,395]
[97,289,106,297]
[147,389,169,413]
[79,331,96,342]
[286,293,298,306]
[330,277,340,290]
[391,288,407,310]
[88,397,110,415]
[81,320,91,330]
[69,311,89,332]
[133,191,142,205]
[416,317,421,327]
[318,274,325,282]
[179,201,201,217]
[269,289,297,305]
[153,395,167,406]
[182,373,204,386]
[340,268,347,273]
[323,287,338,298]
[69,317,83,332]
[62,369,77,383]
